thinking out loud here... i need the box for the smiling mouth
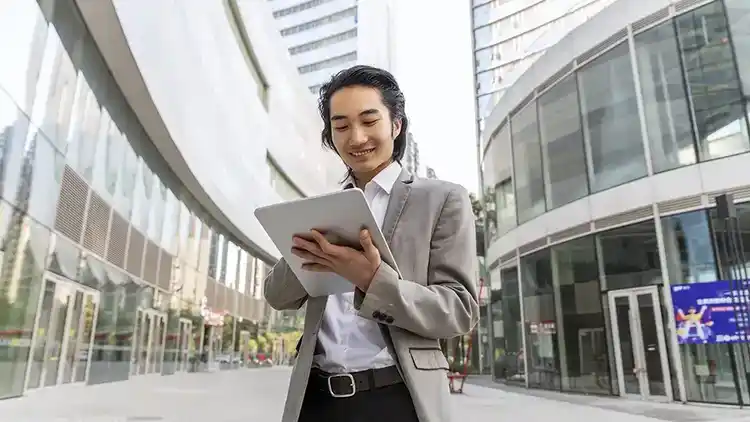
[350,148,375,157]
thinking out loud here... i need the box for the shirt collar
[343,161,403,194]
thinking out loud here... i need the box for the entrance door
[24,276,99,391]
[130,308,167,376]
[608,286,672,400]
[176,319,192,372]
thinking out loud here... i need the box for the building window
[267,155,304,201]
[552,236,609,394]
[492,266,525,385]
[512,101,545,223]
[280,7,357,37]
[298,52,357,74]
[483,122,516,239]
[521,248,559,390]
[676,1,749,161]
[289,29,357,56]
[538,74,589,209]
[224,0,270,110]
[273,0,334,18]
[578,42,647,193]
[634,19,697,173]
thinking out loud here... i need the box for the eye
[363,120,379,126]
[334,126,349,132]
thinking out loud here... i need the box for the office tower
[471,0,617,134]
[267,0,396,94]
[403,132,420,175]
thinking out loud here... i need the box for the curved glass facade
[483,0,750,405]
[0,0,294,399]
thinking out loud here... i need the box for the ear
[391,118,402,139]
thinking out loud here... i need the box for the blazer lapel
[382,169,413,246]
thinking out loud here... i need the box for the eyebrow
[331,109,381,121]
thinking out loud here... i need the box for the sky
[390,2,480,194]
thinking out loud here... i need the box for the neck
[353,160,392,189]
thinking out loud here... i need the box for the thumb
[359,229,379,261]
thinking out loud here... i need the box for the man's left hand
[291,229,381,291]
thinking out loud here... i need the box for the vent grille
[728,186,750,202]
[226,289,237,314]
[519,237,548,256]
[158,250,173,291]
[577,28,627,64]
[237,294,245,319]
[106,212,128,268]
[215,283,225,312]
[657,195,703,216]
[631,7,670,33]
[536,62,574,94]
[206,278,217,308]
[142,240,159,285]
[675,0,705,12]
[593,206,653,230]
[126,228,145,277]
[511,93,535,118]
[499,250,516,265]
[82,191,111,257]
[54,166,88,243]
[549,222,591,244]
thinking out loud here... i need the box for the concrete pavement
[1,366,750,421]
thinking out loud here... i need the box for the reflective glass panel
[552,236,610,394]
[538,75,588,209]
[634,21,697,172]
[521,249,559,389]
[512,102,545,223]
[676,1,750,160]
[578,42,647,192]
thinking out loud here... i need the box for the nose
[350,124,367,145]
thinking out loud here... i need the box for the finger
[310,230,344,256]
[293,236,329,260]
[291,247,333,267]
[301,262,332,272]
[359,229,379,262]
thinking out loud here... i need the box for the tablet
[254,188,400,297]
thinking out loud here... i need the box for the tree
[468,192,484,222]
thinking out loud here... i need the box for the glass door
[608,286,672,400]
[24,276,99,391]
[131,308,167,376]
[177,319,192,372]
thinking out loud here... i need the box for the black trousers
[299,370,420,422]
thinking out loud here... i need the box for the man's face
[329,85,401,176]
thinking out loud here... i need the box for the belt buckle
[327,373,356,398]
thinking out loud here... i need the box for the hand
[290,229,381,291]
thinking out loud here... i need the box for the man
[264,65,479,422]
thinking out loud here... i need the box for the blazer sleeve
[353,186,480,339]
[263,258,308,311]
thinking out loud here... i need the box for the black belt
[308,366,403,398]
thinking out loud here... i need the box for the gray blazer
[263,169,480,422]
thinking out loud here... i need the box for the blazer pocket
[408,347,450,371]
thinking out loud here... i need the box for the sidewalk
[2,367,750,421]
[466,376,750,422]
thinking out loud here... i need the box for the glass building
[471,0,617,133]
[0,0,337,399]
[480,0,750,405]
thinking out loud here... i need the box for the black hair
[317,65,409,179]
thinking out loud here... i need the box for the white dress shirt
[313,162,403,374]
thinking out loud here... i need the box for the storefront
[487,202,750,405]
